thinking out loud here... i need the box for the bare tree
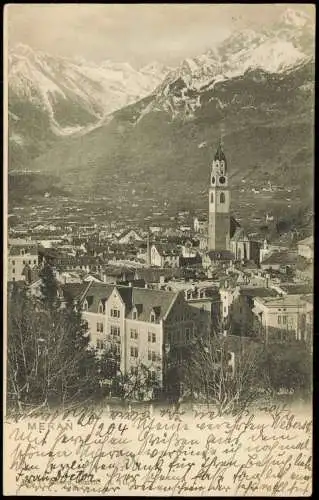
[7,273,100,413]
[99,348,159,401]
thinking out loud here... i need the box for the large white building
[8,244,39,282]
[79,282,210,391]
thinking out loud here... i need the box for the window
[114,344,121,355]
[12,268,15,274]
[282,316,287,325]
[148,332,156,343]
[210,192,214,203]
[185,327,191,341]
[34,260,37,264]
[97,322,104,333]
[131,366,139,376]
[111,309,120,318]
[150,312,155,323]
[29,260,31,264]
[130,329,138,340]
[133,311,137,320]
[98,303,104,314]
[82,301,88,311]
[111,325,120,336]
[12,260,15,265]
[278,316,282,324]
[96,339,104,350]
[130,346,138,358]
[148,350,156,362]
[83,320,89,329]
[150,371,156,382]
[147,332,156,343]
[220,192,225,203]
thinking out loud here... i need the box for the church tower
[208,140,231,251]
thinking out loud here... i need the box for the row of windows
[95,307,121,317]
[91,306,160,324]
[97,339,121,354]
[130,330,157,342]
[210,192,226,203]
[130,367,156,381]
[129,348,159,361]
[11,259,37,266]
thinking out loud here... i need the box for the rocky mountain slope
[8,44,170,169]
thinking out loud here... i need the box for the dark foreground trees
[99,349,160,401]
[165,330,312,413]
[7,267,100,411]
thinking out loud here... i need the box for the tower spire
[214,137,227,165]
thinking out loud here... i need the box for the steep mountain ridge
[8,44,171,168]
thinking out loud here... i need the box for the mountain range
[8,7,314,223]
[8,44,171,169]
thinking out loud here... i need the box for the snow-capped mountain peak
[142,8,314,122]
[8,43,170,140]
[281,7,311,28]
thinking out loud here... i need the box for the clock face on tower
[219,176,226,184]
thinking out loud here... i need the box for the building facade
[81,282,208,392]
[150,244,180,268]
[8,245,39,282]
[252,294,310,343]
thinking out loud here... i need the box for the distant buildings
[150,244,180,268]
[117,229,143,245]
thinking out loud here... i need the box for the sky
[5,3,315,68]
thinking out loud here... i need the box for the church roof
[230,217,241,239]
[231,227,251,242]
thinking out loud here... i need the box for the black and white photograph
[3,4,314,496]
